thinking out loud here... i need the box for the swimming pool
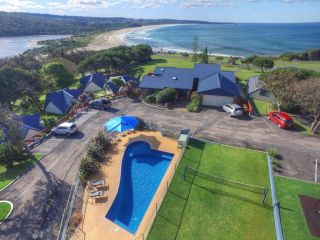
[106,141,174,234]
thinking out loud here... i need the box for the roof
[122,75,139,84]
[21,113,43,139]
[44,89,74,114]
[80,73,106,89]
[64,88,83,98]
[107,81,121,94]
[198,73,241,97]
[247,77,264,95]
[139,63,240,96]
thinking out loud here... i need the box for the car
[267,111,294,128]
[222,104,244,117]
[51,122,78,136]
[89,98,112,110]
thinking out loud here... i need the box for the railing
[134,136,188,240]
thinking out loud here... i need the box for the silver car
[51,122,78,137]
[222,104,244,117]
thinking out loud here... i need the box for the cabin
[44,89,75,115]
[80,73,106,92]
[247,77,275,103]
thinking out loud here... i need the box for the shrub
[43,116,57,129]
[280,102,301,113]
[155,88,176,104]
[268,148,278,160]
[87,142,105,162]
[0,143,24,167]
[94,131,112,151]
[144,94,156,104]
[79,156,100,180]
[187,92,201,112]
[111,77,125,87]
[70,212,82,228]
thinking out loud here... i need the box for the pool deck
[80,130,181,240]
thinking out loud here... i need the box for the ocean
[0,35,69,59]
[123,23,320,57]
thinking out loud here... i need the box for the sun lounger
[89,179,105,188]
[90,190,104,198]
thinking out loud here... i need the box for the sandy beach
[86,24,177,51]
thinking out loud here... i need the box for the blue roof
[198,73,241,97]
[139,63,240,96]
[21,113,43,138]
[122,75,139,84]
[107,81,120,94]
[44,89,74,114]
[247,76,262,95]
[80,73,106,89]
[64,88,83,98]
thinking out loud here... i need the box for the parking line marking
[261,117,274,130]
[315,158,318,183]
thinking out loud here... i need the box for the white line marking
[315,157,318,183]
[261,117,274,130]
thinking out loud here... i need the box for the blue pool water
[106,141,173,234]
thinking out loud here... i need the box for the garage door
[202,95,234,107]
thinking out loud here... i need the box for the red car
[267,112,294,128]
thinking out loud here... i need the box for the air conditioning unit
[172,77,177,80]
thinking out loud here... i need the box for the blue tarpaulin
[104,116,140,133]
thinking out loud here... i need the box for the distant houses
[80,73,106,92]
[247,77,275,103]
[44,89,75,115]
[139,63,241,107]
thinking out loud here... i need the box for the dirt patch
[299,195,320,238]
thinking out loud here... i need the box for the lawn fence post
[267,155,284,240]
[184,165,188,180]
[262,187,268,205]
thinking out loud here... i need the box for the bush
[79,156,100,180]
[87,142,105,162]
[0,143,24,167]
[268,148,278,160]
[187,92,201,112]
[145,94,156,104]
[94,131,112,150]
[43,116,57,129]
[70,212,82,228]
[156,88,176,104]
[280,102,301,113]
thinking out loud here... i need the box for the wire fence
[134,137,188,240]
[144,121,182,140]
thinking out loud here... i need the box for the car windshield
[71,124,76,129]
[285,120,293,124]
[235,108,242,111]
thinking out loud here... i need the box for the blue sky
[0,0,319,23]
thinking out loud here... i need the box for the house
[139,63,242,107]
[247,77,275,103]
[64,88,83,99]
[105,75,139,95]
[21,113,44,140]
[44,89,75,115]
[80,73,106,92]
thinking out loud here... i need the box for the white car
[222,104,244,117]
[51,122,78,137]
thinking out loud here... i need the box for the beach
[86,24,177,51]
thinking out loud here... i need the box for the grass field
[148,139,275,240]
[275,176,320,240]
[0,202,12,221]
[0,153,44,190]
[275,60,320,72]
[252,99,273,116]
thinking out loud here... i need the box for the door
[202,95,233,107]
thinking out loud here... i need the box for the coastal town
[1,5,320,240]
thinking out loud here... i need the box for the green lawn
[275,176,320,240]
[252,99,273,116]
[0,202,12,221]
[148,140,275,240]
[275,60,320,73]
[0,153,44,190]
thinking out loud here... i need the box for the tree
[227,56,238,65]
[261,68,306,111]
[293,78,320,134]
[200,46,209,64]
[40,61,74,89]
[253,57,274,72]
[192,35,199,62]
[241,54,257,69]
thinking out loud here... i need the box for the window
[260,89,270,97]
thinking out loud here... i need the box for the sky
[0,0,320,23]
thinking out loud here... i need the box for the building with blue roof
[80,73,106,92]
[64,88,83,98]
[247,77,275,103]
[21,113,44,139]
[139,63,242,107]
[44,89,75,115]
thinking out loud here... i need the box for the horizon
[0,0,320,23]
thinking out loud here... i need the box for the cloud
[0,0,43,12]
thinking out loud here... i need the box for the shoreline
[85,24,179,51]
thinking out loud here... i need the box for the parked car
[267,111,294,128]
[89,98,112,110]
[222,104,244,117]
[51,122,78,136]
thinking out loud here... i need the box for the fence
[144,121,181,140]
[267,155,284,240]
[134,135,188,240]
